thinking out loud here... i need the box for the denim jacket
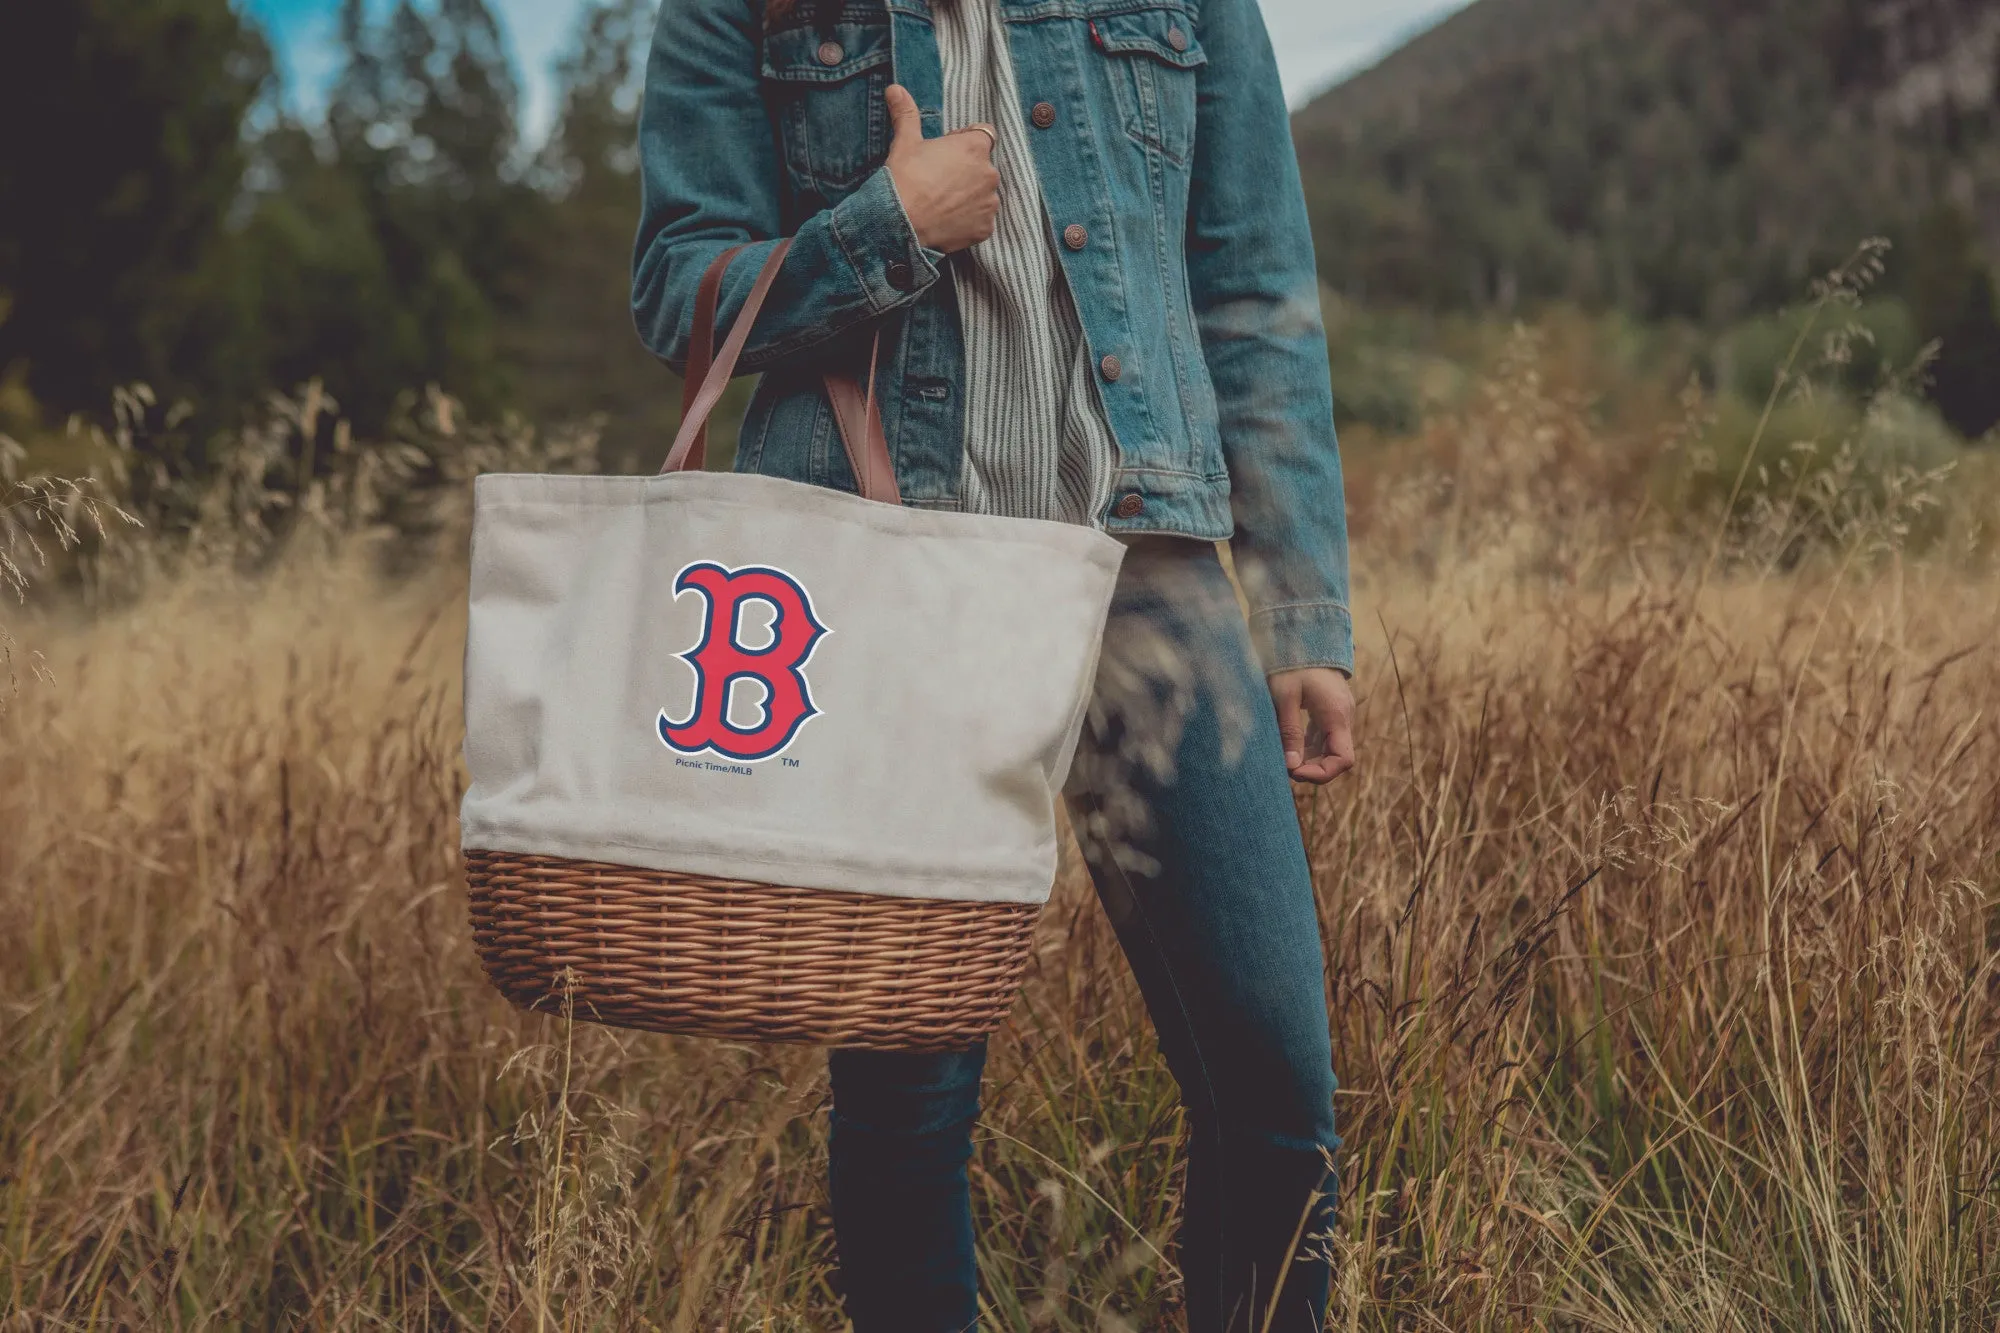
[633,0,1353,675]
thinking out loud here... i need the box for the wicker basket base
[464,850,1042,1050]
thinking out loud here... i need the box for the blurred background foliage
[0,0,672,477]
[1300,0,2000,443]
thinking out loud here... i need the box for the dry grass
[4,300,1999,1328]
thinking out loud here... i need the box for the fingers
[1270,668,1357,785]
[1292,673,1356,785]
[941,125,997,168]
[885,84,924,149]
[959,122,997,156]
[1271,673,1308,772]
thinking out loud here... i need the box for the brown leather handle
[662,241,791,475]
[674,242,749,473]
[662,241,902,506]
[823,333,899,504]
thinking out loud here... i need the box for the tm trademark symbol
[783,757,802,768]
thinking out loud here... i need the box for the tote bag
[460,240,1126,1049]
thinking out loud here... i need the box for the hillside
[1293,0,2000,322]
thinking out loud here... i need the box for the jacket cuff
[830,166,943,313]
[1249,601,1355,678]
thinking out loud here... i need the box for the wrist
[883,165,935,251]
[1269,664,1352,683]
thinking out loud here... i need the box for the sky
[244,0,1475,136]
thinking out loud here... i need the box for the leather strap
[823,333,900,504]
[674,242,749,473]
[662,241,792,475]
[663,240,903,507]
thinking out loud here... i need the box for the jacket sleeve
[1185,0,1355,677]
[631,0,941,375]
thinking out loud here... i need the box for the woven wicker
[464,850,1041,1050]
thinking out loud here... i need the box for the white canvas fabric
[460,468,1125,905]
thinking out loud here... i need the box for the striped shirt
[931,0,1119,526]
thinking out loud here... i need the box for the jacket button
[817,39,845,65]
[1166,26,1189,52]
[1115,493,1145,519]
[886,259,914,291]
[1062,223,1089,250]
[1099,353,1122,382]
[1031,101,1057,129]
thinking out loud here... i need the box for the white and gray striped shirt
[931,0,1119,526]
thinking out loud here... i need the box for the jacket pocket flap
[762,23,893,83]
[1092,11,1207,69]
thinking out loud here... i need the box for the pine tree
[0,0,271,417]
[510,0,683,471]
[260,0,545,429]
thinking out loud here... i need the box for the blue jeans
[829,539,1340,1332]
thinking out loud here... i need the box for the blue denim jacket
[633,0,1353,675]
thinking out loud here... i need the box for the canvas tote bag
[460,241,1126,1049]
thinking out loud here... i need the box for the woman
[632,0,1356,1327]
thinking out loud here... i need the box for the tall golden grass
[4,266,1999,1328]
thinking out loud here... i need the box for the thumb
[885,84,925,151]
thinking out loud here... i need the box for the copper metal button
[1031,101,1057,129]
[1099,353,1123,382]
[1115,493,1145,519]
[886,260,914,292]
[1166,25,1189,52]
[1062,223,1089,250]
[817,39,845,65]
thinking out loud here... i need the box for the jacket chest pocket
[762,22,893,203]
[1092,7,1206,166]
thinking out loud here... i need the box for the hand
[1269,668,1356,785]
[884,84,999,253]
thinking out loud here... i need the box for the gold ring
[965,123,998,150]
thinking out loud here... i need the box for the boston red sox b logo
[658,561,828,762]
